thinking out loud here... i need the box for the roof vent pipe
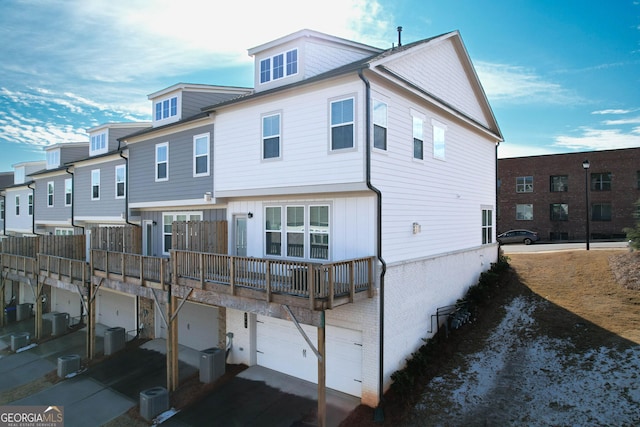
[397,26,403,47]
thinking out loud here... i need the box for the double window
[330,98,354,150]
[91,170,100,200]
[65,178,72,206]
[262,113,281,159]
[155,96,178,121]
[115,165,126,199]
[265,204,330,260]
[550,204,568,221]
[516,176,533,193]
[91,132,107,155]
[373,100,387,150]
[162,212,202,254]
[193,134,210,176]
[260,49,298,84]
[28,194,33,215]
[590,172,611,191]
[156,143,168,181]
[47,181,54,207]
[482,208,493,244]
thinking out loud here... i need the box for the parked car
[497,229,539,245]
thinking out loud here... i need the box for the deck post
[0,272,5,328]
[317,310,326,427]
[34,278,43,340]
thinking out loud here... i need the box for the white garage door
[52,288,82,320]
[154,301,219,351]
[97,289,136,333]
[257,316,363,397]
[19,282,36,305]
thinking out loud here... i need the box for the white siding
[5,188,34,234]
[369,84,497,264]
[215,78,366,193]
[384,37,492,129]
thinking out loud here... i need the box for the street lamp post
[583,159,590,250]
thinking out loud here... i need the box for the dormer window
[46,149,60,169]
[260,49,298,84]
[91,132,107,155]
[155,96,178,121]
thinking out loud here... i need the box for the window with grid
[28,194,33,215]
[65,178,72,206]
[15,195,19,215]
[262,114,281,159]
[91,170,100,200]
[155,96,178,121]
[550,175,568,192]
[193,134,210,176]
[482,209,493,244]
[373,100,387,150]
[90,132,107,155]
[265,204,330,260]
[260,49,298,84]
[591,203,612,221]
[550,203,568,221]
[115,165,126,198]
[590,172,611,191]
[413,116,423,160]
[0,199,3,220]
[516,176,533,193]
[156,143,168,181]
[516,204,533,220]
[330,98,354,150]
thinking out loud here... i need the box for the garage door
[97,289,136,333]
[19,282,36,305]
[257,316,363,397]
[52,288,82,320]
[154,301,219,351]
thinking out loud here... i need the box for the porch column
[34,278,43,340]
[317,311,326,427]
[166,287,179,392]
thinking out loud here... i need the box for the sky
[0,0,639,171]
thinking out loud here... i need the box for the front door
[234,216,247,256]
[142,220,154,256]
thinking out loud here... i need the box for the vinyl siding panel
[181,92,244,118]
[4,188,33,233]
[384,37,491,129]
[74,158,127,218]
[369,84,496,264]
[215,77,365,193]
[59,146,89,164]
[128,124,214,204]
[33,174,71,222]
[109,126,149,143]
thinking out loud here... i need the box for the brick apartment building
[498,147,640,242]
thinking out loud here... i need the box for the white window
[156,142,168,181]
[15,195,20,215]
[65,178,72,206]
[28,193,33,215]
[55,228,74,235]
[91,170,100,200]
[482,208,493,244]
[115,165,126,199]
[330,97,354,150]
[516,204,533,220]
[432,120,447,160]
[91,132,107,155]
[373,100,387,150]
[0,199,4,220]
[47,181,54,207]
[264,204,330,260]
[262,113,281,159]
[154,96,178,121]
[260,49,298,84]
[162,212,202,254]
[46,149,60,169]
[193,134,210,177]
[413,116,423,160]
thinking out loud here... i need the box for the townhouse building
[498,147,640,242]
[0,171,14,235]
[3,161,46,237]
[1,29,502,413]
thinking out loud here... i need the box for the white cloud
[591,109,637,115]
[476,62,581,105]
[602,116,640,125]
[553,127,640,151]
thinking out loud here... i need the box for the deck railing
[38,254,89,285]
[91,249,170,288]
[0,253,38,277]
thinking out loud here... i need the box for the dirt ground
[342,249,640,426]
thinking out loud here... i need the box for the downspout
[65,167,85,234]
[119,150,137,227]
[26,183,39,235]
[358,68,387,422]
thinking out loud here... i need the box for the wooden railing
[91,249,170,289]
[0,253,38,277]
[38,254,89,285]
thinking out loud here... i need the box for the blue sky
[0,0,639,171]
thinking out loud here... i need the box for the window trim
[262,112,282,160]
[91,169,100,201]
[550,175,568,192]
[373,99,388,151]
[154,96,178,122]
[590,172,612,191]
[28,193,33,216]
[155,142,169,182]
[193,133,211,177]
[47,181,54,207]
[259,48,298,84]
[329,96,356,151]
[482,208,493,244]
[90,132,108,156]
[15,195,20,216]
[65,178,72,207]
[115,165,126,199]
[516,176,534,193]
[412,113,424,160]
